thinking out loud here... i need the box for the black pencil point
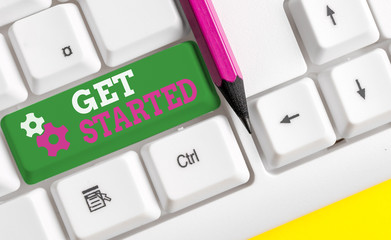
[242,116,252,134]
[218,77,252,134]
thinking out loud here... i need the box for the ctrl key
[141,115,250,213]
[51,152,160,240]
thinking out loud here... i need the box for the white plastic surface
[0,189,66,240]
[250,78,336,169]
[78,0,187,67]
[0,137,20,198]
[142,116,249,213]
[319,49,391,138]
[212,0,307,97]
[0,0,51,27]
[9,4,101,95]
[0,34,28,111]
[289,0,379,65]
[1,1,391,240]
[51,152,160,240]
[368,0,391,39]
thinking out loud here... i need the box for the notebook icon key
[82,185,111,213]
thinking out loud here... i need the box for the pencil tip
[217,77,252,134]
[241,116,252,134]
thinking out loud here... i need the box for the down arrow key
[355,79,366,99]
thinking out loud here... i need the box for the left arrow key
[250,78,336,169]
[281,114,300,124]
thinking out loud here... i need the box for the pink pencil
[181,0,251,133]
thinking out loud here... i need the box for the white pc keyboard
[1,0,391,239]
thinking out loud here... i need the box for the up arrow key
[327,5,336,26]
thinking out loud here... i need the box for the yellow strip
[251,179,391,240]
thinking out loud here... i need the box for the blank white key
[289,0,379,65]
[0,34,28,111]
[141,115,249,213]
[0,0,51,27]
[368,0,391,39]
[52,152,160,240]
[9,4,101,95]
[0,137,20,198]
[319,49,391,138]
[78,0,187,67]
[0,189,66,240]
[212,0,307,97]
[250,78,336,169]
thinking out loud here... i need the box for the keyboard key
[250,78,336,169]
[1,42,220,184]
[9,4,101,95]
[0,34,28,111]
[78,0,187,67]
[289,0,379,64]
[0,137,20,198]
[0,0,51,27]
[368,0,391,39]
[141,115,249,213]
[212,0,307,96]
[319,49,391,138]
[52,152,160,240]
[0,189,66,240]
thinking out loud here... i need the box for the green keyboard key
[1,42,220,184]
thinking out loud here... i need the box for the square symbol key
[9,4,101,94]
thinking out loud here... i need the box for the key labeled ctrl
[142,115,250,213]
[177,149,199,168]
